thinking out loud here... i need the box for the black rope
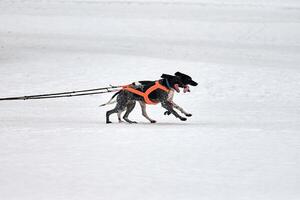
[0,86,122,101]
[28,90,120,100]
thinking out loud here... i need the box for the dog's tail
[99,90,121,107]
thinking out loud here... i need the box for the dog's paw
[106,121,112,124]
[164,111,171,115]
[150,120,157,123]
[185,113,192,117]
[180,117,187,121]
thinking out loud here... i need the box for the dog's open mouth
[174,84,190,93]
[183,85,190,93]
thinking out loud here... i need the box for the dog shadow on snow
[107,121,200,126]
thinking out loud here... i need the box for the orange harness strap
[123,81,170,105]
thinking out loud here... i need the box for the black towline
[0,86,122,101]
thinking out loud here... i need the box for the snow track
[0,0,299,200]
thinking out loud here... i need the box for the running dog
[101,72,198,124]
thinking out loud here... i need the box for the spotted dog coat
[103,72,198,124]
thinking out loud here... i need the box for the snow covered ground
[0,0,300,199]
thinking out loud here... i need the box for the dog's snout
[190,80,198,86]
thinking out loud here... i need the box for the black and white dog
[101,72,198,124]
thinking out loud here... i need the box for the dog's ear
[175,72,183,76]
[161,74,174,79]
[175,72,190,78]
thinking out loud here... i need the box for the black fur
[175,72,198,86]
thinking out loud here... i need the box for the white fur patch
[133,82,143,88]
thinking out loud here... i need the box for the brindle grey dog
[102,72,198,124]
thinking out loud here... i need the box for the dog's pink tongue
[184,85,190,93]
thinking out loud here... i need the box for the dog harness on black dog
[123,81,170,105]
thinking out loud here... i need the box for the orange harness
[123,81,170,105]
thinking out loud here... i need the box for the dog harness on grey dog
[123,81,170,105]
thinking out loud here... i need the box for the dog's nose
[184,85,190,93]
[190,80,198,86]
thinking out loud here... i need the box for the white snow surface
[0,0,300,200]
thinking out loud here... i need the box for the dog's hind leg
[106,106,126,124]
[123,101,137,124]
[117,111,123,123]
[106,91,129,124]
[139,101,156,123]
[106,107,121,124]
[106,108,117,124]
[106,102,127,124]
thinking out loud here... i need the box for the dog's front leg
[171,102,192,117]
[166,90,192,117]
[161,101,187,121]
[164,102,192,117]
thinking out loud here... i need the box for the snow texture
[0,0,299,200]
